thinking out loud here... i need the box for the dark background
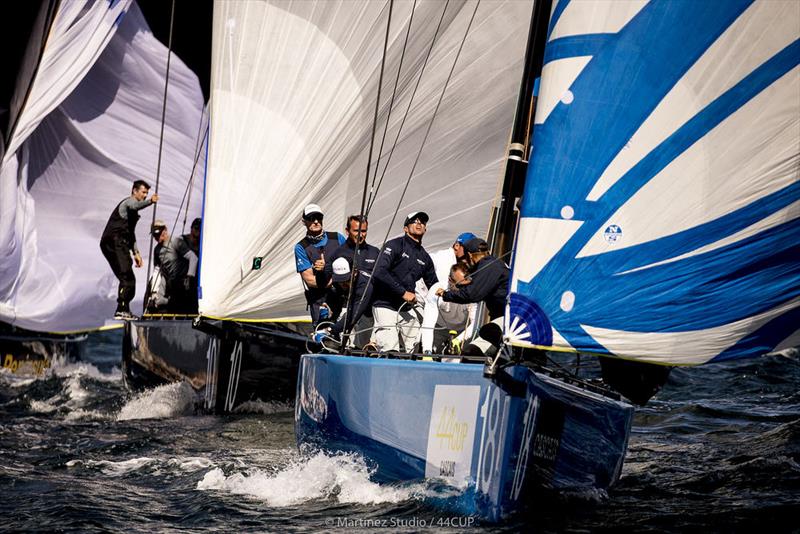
[1,0,213,141]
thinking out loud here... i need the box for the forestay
[200,0,534,321]
[0,1,205,332]
[508,0,800,365]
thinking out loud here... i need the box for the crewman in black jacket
[371,211,438,352]
[100,179,158,319]
[437,237,509,355]
[325,215,379,347]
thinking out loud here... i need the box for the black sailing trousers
[100,238,135,312]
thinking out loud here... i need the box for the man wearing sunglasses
[294,203,346,324]
[371,211,438,352]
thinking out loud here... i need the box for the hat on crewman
[455,232,477,245]
[403,211,429,226]
[303,204,324,220]
[331,257,352,283]
[464,237,488,254]
[151,220,167,238]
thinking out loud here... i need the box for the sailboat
[156,0,538,412]
[294,0,800,522]
[0,1,205,375]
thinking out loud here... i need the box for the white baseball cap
[332,257,352,282]
[303,204,323,219]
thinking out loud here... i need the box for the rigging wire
[342,0,483,346]
[364,0,418,209]
[143,0,176,315]
[365,0,452,215]
[342,0,395,340]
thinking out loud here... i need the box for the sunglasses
[303,215,323,223]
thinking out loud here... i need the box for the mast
[489,0,552,259]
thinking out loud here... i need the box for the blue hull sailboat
[296,355,633,520]
[293,0,799,523]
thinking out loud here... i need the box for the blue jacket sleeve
[295,243,311,272]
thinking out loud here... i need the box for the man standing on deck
[294,204,346,324]
[324,215,379,347]
[151,220,199,314]
[371,212,438,352]
[100,179,158,320]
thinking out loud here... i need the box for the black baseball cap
[403,211,429,226]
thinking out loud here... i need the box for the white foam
[66,455,215,476]
[197,451,427,507]
[67,457,157,476]
[116,382,197,421]
[52,361,122,382]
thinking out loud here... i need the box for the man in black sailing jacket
[322,215,379,346]
[100,179,158,319]
[436,237,509,355]
[294,203,346,324]
[371,211,438,352]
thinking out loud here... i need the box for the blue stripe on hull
[295,354,633,521]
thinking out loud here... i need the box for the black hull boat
[122,316,311,413]
[0,322,86,377]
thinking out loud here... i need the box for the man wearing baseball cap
[294,203,346,324]
[453,232,476,263]
[435,237,509,356]
[150,220,199,314]
[371,211,438,352]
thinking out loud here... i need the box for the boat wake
[197,451,442,507]
[66,456,215,477]
[116,382,197,420]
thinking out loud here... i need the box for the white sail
[201,0,533,321]
[0,1,205,332]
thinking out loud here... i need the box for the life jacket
[297,231,340,305]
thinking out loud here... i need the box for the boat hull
[123,318,305,413]
[295,354,634,521]
[0,322,85,376]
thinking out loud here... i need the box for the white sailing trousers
[372,305,422,352]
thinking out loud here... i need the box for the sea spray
[117,382,197,420]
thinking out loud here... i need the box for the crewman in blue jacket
[294,203,346,324]
[436,237,509,356]
[371,211,438,352]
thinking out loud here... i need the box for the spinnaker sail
[508,0,800,365]
[0,0,206,332]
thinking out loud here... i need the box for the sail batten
[508,0,800,366]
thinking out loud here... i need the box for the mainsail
[508,0,800,365]
[201,0,535,321]
[0,1,206,332]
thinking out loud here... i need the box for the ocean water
[1,330,798,533]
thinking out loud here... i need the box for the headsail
[0,1,206,332]
[200,0,535,321]
[508,0,800,365]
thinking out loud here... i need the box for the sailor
[371,211,438,352]
[324,215,379,346]
[100,179,159,319]
[294,203,346,324]
[452,232,477,263]
[151,221,199,314]
[436,237,509,356]
[184,217,201,256]
[420,261,477,354]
